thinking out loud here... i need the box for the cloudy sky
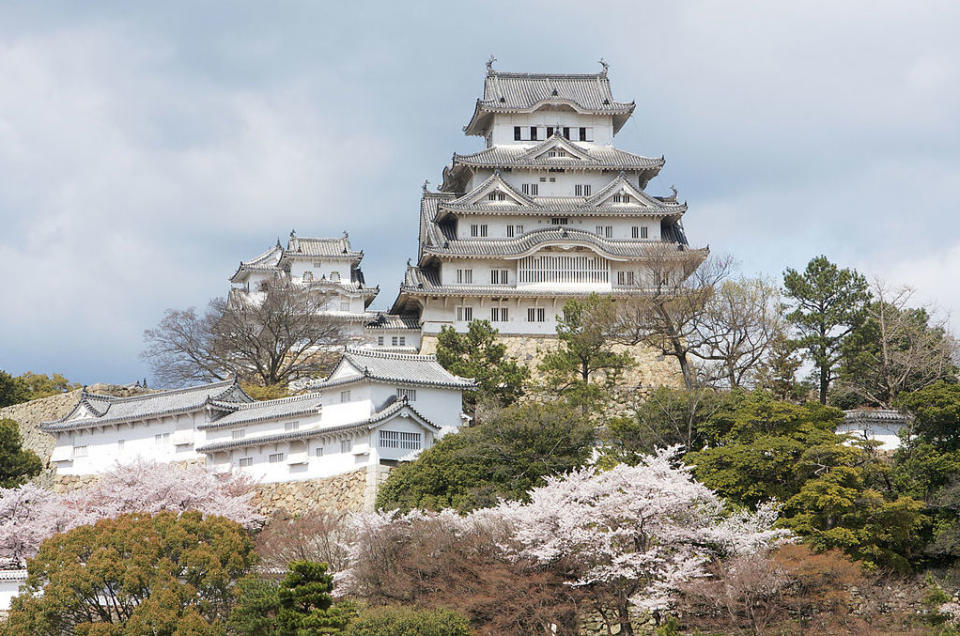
[1,1,957,384]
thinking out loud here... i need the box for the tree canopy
[3,511,256,635]
[376,402,595,512]
[0,419,41,490]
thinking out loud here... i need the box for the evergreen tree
[0,372,27,408]
[276,561,356,634]
[0,419,41,488]
[435,319,528,413]
[782,256,870,404]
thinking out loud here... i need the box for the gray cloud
[0,1,957,382]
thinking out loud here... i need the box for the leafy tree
[835,282,957,408]
[751,332,811,402]
[604,387,734,463]
[435,319,528,412]
[0,419,41,488]
[142,278,344,387]
[241,382,291,401]
[3,511,256,635]
[782,255,870,404]
[0,371,28,408]
[344,606,471,636]
[15,372,81,400]
[540,294,633,406]
[377,402,595,512]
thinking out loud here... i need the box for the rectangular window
[456,306,473,322]
[596,225,603,235]
[239,457,253,467]
[527,308,546,322]
[340,298,350,312]
[72,445,87,458]
[539,176,546,182]
[377,336,384,346]
[529,126,537,140]
[470,224,479,236]
[268,452,284,464]
[515,224,523,234]
[340,390,351,403]
[398,336,406,346]
[514,126,521,141]
[605,226,613,238]
[314,447,324,457]
[284,421,299,432]
[632,226,639,239]
[641,226,649,239]
[618,271,635,286]
[549,176,556,182]
[575,184,591,197]
[232,429,245,440]
[154,433,170,446]
[397,388,417,401]
[456,269,473,284]
[480,224,488,237]
[579,127,587,141]
[550,217,568,225]
[521,183,528,195]
[379,430,422,450]
[506,225,514,238]
[563,126,570,139]
[392,335,399,346]
[546,126,554,137]
[340,439,352,453]
[313,262,323,268]
[490,307,508,322]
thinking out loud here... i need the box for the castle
[232,59,705,354]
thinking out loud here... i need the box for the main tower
[391,59,706,343]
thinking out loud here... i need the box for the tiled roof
[230,244,283,282]
[465,68,635,135]
[423,226,678,260]
[365,313,421,330]
[452,139,663,171]
[196,399,438,453]
[322,348,475,390]
[843,409,909,424]
[200,393,324,430]
[42,380,252,432]
[285,232,362,260]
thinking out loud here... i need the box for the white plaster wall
[489,112,614,146]
[368,383,463,432]
[455,214,661,241]
[419,298,565,336]
[52,412,204,476]
[0,576,26,612]
[288,257,356,283]
[836,422,904,451]
[365,330,421,351]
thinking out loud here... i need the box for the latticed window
[239,457,253,467]
[379,430,422,450]
[527,307,546,322]
[397,388,417,401]
[268,452,284,463]
[518,253,610,284]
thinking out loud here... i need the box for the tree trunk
[819,363,829,404]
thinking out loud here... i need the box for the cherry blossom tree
[495,447,786,634]
[0,460,263,566]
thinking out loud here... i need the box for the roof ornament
[598,57,609,77]
[422,179,430,193]
[669,185,679,201]
[486,54,497,75]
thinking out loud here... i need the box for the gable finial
[486,55,497,75]
[670,185,679,200]
[290,228,296,238]
[422,179,430,193]
[598,57,609,76]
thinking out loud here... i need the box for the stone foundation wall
[420,333,683,395]
[253,464,392,517]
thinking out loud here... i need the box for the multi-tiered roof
[392,62,706,316]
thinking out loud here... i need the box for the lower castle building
[42,349,473,484]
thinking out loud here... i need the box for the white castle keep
[391,59,707,336]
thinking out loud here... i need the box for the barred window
[340,390,351,403]
[239,457,253,467]
[527,307,546,322]
[340,439,352,453]
[379,430,422,450]
[284,421,299,432]
[314,447,324,457]
[641,226,649,239]
[72,445,87,458]
[268,452,285,463]
[397,388,417,401]
[232,429,245,440]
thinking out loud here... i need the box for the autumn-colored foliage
[3,511,256,635]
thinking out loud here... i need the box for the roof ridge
[344,347,437,362]
[234,392,324,408]
[84,379,234,404]
[489,71,607,80]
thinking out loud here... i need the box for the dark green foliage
[0,419,42,488]
[435,319,528,412]
[783,256,870,404]
[0,371,28,408]
[228,561,356,635]
[684,391,923,570]
[604,387,736,463]
[344,606,471,636]
[539,295,633,405]
[377,402,595,512]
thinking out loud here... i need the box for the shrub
[345,605,471,636]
